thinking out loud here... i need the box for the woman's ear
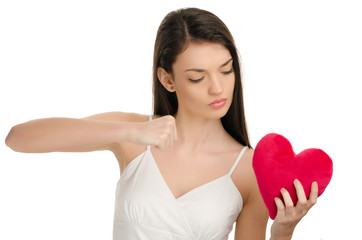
[157,67,176,92]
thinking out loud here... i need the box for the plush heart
[252,133,333,220]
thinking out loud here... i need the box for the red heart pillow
[252,133,333,220]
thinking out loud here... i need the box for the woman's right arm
[5,112,177,153]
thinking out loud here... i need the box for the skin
[5,42,318,240]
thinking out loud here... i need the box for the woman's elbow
[5,125,26,152]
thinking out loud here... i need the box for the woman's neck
[173,112,228,151]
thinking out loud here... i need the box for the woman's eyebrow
[184,68,205,73]
[184,58,233,72]
[220,58,233,67]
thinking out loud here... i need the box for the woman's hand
[130,115,177,151]
[270,180,318,240]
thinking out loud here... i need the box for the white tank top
[113,117,247,240]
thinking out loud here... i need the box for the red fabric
[252,133,333,219]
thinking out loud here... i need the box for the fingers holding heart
[274,187,294,220]
[274,180,318,224]
[281,187,295,215]
[309,181,318,206]
[295,180,318,215]
[294,179,308,215]
[274,196,286,218]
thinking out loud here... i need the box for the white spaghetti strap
[228,146,248,176]
[146,115,153,150]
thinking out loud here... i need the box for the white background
[1,0,361,239]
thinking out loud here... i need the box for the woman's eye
[223,69,233,75]
[189,77,204,83]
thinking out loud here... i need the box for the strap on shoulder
[146,115,153,150]
[228,146,248,176]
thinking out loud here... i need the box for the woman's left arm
[233,177,270,240]
[234,149,318,240]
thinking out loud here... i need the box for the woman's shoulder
[224,133,254,166]
[231,145,257,199]
[234,146,254,181]
[241,147,254,166]
[84,111,150,122]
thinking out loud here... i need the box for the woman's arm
[6,117,132,153]
[5,112,177,153]
[233,157,270,239]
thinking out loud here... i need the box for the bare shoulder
[84,111,149,123]
[241,147,254,168]
[233,147,254,180]
[231,147,260,206]
[240,148,260,202]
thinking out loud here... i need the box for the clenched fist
[130,115,177,151]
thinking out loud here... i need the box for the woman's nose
[208,76,223,95]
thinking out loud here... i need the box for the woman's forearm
[5,117,136,153]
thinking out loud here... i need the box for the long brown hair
[152,8,251,148]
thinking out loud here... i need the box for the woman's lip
[209,98,226,104]
[209,98,227,109]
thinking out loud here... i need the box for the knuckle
[299,200,307,207]
[285,203,294,209]
[310,198,317,206]
[165,115,175,122]
[163,128,171,136]
[276,204,285,211]
[297,209,308,218]
[159,134,166,141]
[165,118,175,127]
[167,121,174,128]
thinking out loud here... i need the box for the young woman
[6,8,317,240]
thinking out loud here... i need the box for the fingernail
[294,179,299,184]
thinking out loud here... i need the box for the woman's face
[171,41,235,120]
